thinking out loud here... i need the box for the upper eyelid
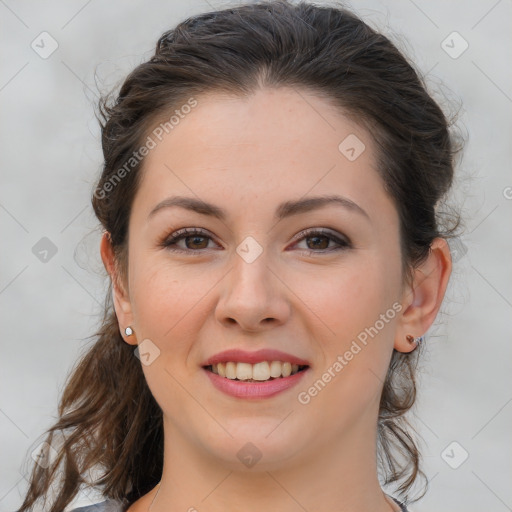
[161,227,221,249]
[291,227,349,242]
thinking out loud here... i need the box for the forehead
[148,87,367,162]
[133,87,395,225]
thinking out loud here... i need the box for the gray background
[1,1,511,511]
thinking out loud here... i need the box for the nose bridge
[215,241,289,330]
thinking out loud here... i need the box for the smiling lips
[207,360,307,382]
[202,348,310,381]
[202,348,310,394]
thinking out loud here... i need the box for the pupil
[308,235,328,250]
[186,236,207,249]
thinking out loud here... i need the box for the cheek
[127,258,214,405]
[286,254,399,348]
[137,275,203,326]
[127,252,214,346]
[289,256,399,410]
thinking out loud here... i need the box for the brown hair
[18,1,462,510]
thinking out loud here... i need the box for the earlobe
[100,231,137,346]
[394,238,452,353]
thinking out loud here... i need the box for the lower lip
[203,367,309,399]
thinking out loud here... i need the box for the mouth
[203,361,309,382]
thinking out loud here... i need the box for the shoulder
[68,499,128,512]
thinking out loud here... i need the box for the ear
[395,238,452,353]
[100,231,137,346]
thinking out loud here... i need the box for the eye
[160,228,220,253]
[291,228,351,254]
[160,227,351,255]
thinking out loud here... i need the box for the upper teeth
[210,361,303,381]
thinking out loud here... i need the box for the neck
[148,411,399,512]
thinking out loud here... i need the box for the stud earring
[406,334,423,349]
[125,326,134,336]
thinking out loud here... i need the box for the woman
[18,1,460,511]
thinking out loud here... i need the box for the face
[116,87,406,470]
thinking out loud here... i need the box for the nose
[215,248,291,332]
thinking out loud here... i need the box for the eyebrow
[148,194,370,221]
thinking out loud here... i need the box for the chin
[196,417,307,470]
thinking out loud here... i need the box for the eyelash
[159,227,351,255]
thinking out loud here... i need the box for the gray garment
[69,496,410,511]
[69,500,127,512]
